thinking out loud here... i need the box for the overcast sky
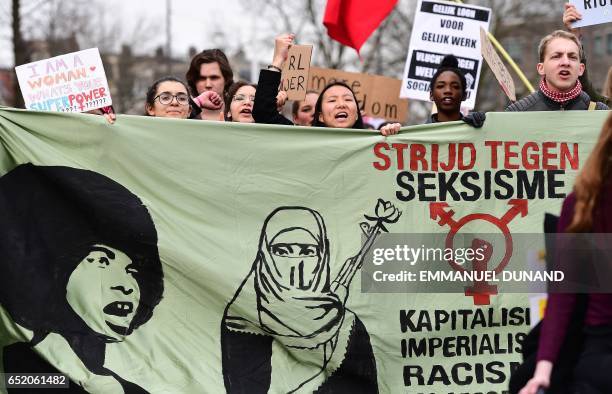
[0,0,277,68]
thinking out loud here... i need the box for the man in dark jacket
[506,30,608,112]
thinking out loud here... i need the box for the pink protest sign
[15,48,112,112]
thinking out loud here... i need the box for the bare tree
[236,0,416,75]
[7,0,158,110]
[472,0,563,111]
[11,0,28,107]
[235,0,426,122]
[6,0,568,114]
[235,0,570,119]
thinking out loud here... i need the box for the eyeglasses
[154,92,190,106]
[232,94,255,103]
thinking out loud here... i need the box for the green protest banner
[0,108,608,393]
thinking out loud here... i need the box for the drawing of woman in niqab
[221,205,391,393]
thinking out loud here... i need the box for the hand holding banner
[0,108,609,393]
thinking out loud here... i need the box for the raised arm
[252,34,296,126]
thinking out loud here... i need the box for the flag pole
[454,0,535,93]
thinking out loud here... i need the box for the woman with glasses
[145,76,222,119]
[145,77,191,118]
[225,81,257,123]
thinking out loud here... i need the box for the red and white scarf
[539,78,582,103]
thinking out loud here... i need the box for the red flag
[323,0,398,55]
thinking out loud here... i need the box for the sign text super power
[15,48,112,113]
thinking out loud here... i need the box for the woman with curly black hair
[0,163,164,393]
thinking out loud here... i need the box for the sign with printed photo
[15,48,112,113]
[400,0,491,109]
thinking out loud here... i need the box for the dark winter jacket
[252,69,294,126]
[505,90,608,112]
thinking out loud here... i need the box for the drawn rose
[365,198,402,232]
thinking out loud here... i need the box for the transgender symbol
[429,199,528,305]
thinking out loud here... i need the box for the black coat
[508,214,588,394]
[505,90,608,112]
[3,342,148,394]
[252,69,294,126]
[221,314,378,393]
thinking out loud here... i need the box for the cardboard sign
[479,27,516,102]
[280,45,313,101]
[569,0,612,28]
[400,0,491,109]
[15,48,112,112]
[308,67,409,122]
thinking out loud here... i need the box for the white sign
[15,48,112,113]
[400,0,491,109]
[569,0,612,28]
